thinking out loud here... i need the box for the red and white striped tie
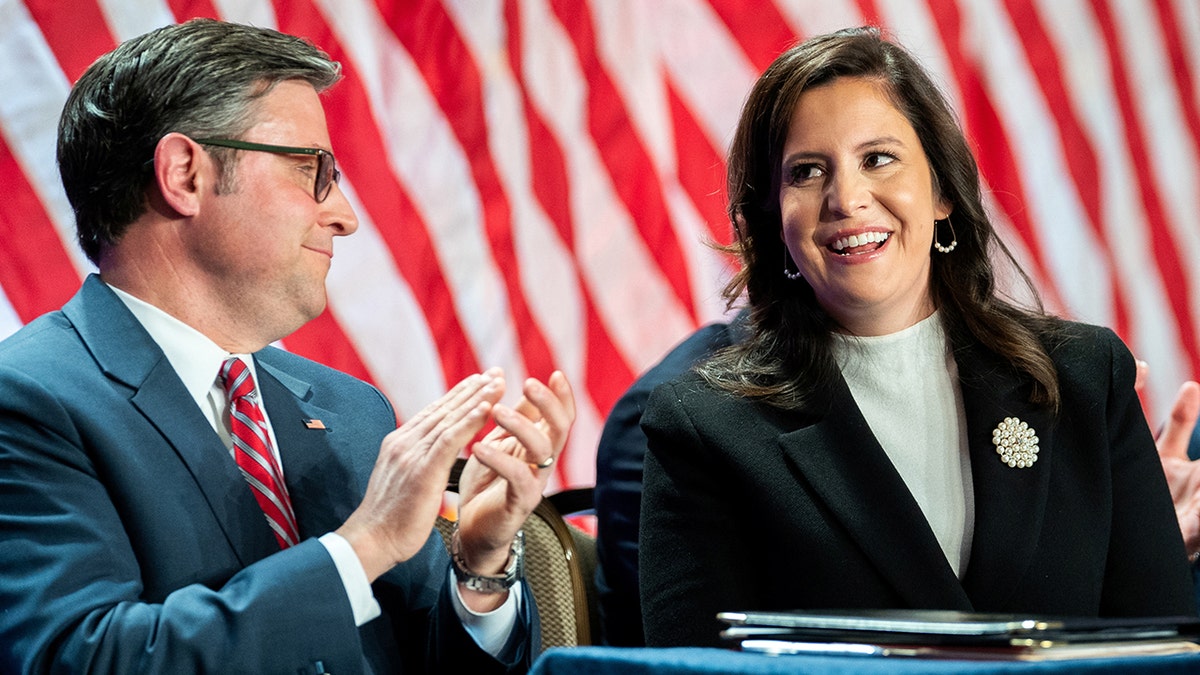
[220,357,300,549]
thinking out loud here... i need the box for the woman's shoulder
[1028,317,1134,394]
[643,367,805,440]
[1044,316,1116,338]
[1033,317,1125,358]
[646,368,733,412]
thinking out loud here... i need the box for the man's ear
[152,133,206,217]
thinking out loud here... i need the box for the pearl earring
[783,249,802,280]
[933,217,957,254]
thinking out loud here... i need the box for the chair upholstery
[436,460,597,649]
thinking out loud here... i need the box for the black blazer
[639,320,1196,647]
[595,312,748,646]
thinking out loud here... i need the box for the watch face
[452,529,525,593]
[464,574,516,593]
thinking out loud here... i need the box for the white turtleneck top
[831,311,974,577]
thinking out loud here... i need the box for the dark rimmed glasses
[194,138,342,203]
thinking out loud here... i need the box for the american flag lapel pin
[303,418,327,430]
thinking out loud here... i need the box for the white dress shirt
[108,284,519,655]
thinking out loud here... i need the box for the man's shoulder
[254,346,390,410]
[0,310,87,373]
[255,346,358,381]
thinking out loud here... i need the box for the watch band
[450,526,525,593]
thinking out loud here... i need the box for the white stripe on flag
[517,0,696,370]
[0,284,22,343]
[1111,0,1200,334]
[95,0,174,41]
[319,0,530,387]
[1038,0,1191,416]
[324,180,450,422]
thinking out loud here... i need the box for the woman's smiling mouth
[828,231,891,255]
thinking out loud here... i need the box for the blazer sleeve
[595,321,735,647]
[1093,329,1196,616]
[639,379,763,647]
[0,363,380,675]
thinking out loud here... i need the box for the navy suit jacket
[640,320,1196,646]
[0,276,536,674]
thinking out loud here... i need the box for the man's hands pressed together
[457,370,576,610]
[336,367,576,611]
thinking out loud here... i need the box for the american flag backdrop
[2,0,1200,492]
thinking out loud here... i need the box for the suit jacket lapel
[779,374,973,610]
[955,340,1056,608]
[256,360,360,539]
[63,276,278,565]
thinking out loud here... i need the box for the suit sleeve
[595,322,737,647]
[593,378,653,646]
[639,381,762,647]
[362,513,538,675]
[0,365,372,674]
[1095,330,1197,616]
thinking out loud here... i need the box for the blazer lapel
[780,375,973,610]
[131,363,280,564]
[63,275,278,565]
[955,340,1056,608]
[255,360,361,539]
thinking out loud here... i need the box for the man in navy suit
[0,19,574,674]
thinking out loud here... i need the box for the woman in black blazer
[638,27,1196,647]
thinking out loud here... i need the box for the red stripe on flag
[502,0,636,437]
[0,137,82,321]
[708,0,798,72]
[165,0,219,21]
[528,106,574,247]
[855,0,884,28]
[281,308,378,389]
[584,301,636,419]
[1154,0,1200,240]
[667,81,734,250]
[23,0,116,83]
[374,0,558,382]
[272,2,482,385]
[1003,0,1130,339]
[1154,0,1200,380]
[1092,1,1200,377]
[549,0,699,323]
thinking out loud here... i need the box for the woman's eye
[864,152,897,169]
[786,163,824,184]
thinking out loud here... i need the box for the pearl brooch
[993,417,1039,468]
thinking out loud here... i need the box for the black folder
[717,609,1200,660]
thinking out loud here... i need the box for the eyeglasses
[194,138,342,203]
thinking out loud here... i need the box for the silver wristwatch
[450,528,525,593]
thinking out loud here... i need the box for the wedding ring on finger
[530,455,555,470]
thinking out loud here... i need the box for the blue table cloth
[529,646,1200,675]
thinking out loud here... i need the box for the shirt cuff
[318,532,382,626]
[448,566,522,656]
